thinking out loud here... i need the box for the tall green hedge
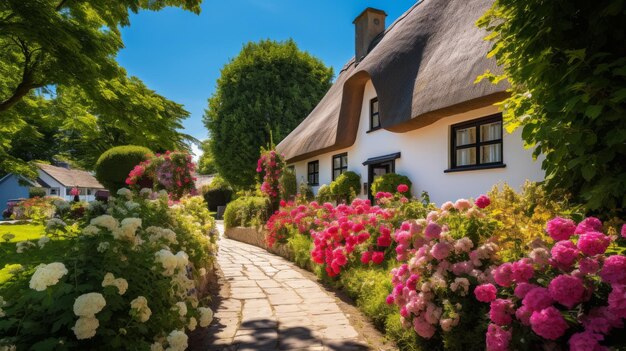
[280,168,297,201]
[371,173,412,196]
[330,171,361,203]
[94,145,153,192]
[223,196,271,229]
[202,176,233,211]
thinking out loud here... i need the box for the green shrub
[287,234,313,269]
[223,196,271,229]
[202,176,233,211]
[94,145,153,192]
[28,187,46,198]
[280,168,297,201]
[370,173,412,196]
[298,182,314,202]
[316,184,334,203]
[329,171,361,203]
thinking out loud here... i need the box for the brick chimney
[353,7,387,63]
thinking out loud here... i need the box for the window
[369,98,381,131]
[307,161,319,186]
[49,188,59,196]
[448,114,504,171]
[332,153,348,180]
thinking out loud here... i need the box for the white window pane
[456,127,476,146]
[372,100,379,113]
[456,148,476,166]
[333,170,341,179]
[342,155,348,166]
[481,144,502,163]
[372,114,380,128]
[480,122,502,142]
[333,157,341,168]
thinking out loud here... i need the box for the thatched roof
[277,0,507,162]
[37,163,105,189]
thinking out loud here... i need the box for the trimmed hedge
[28,187,46,198]
[316,184,333,204]
[94,145,153,192]
[371,173,412,196]
[224,196,271,229]
[202,176,233,211]
[330,171,361,203]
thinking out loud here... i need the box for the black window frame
[368,97,381,132]
[307,161,319,186]
[445,113,506,173]
[332,153,348,181]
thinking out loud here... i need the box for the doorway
[368,160,395,202]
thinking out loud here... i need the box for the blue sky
[117,0,417,156]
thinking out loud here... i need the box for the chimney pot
[353,8,387,63]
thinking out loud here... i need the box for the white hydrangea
[187,317,197,331]
[150,342,164,351]
[116,188,132,199]
[37,236,50,248]
[82,225,100,236]
[72,316,99,340]
[45,218,67,232]
[29,262,68,291]
[449,277,470,296]
[125,201,140,211]
[130,296,152,322]
[90,215,119,232]
[174,302,187,317]
[146,226,178,244]
[198,307,214,327]
[88,200,106,213]
[102,273,128,295]
[97,242,110,252]
[73,293,106,317]
[155,249,179,276]
[0,345,17,351]
[165,330,188,351]
[113,218,142,242]
[16,240,36,253]
[198,268,207,276]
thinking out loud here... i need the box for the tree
[477,1,626,215]
[0,0,201,113]
[197,139,217,175]
[204,39,333,188]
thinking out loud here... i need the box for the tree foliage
[477,0,626,215]
[197,139,217,175]
[204,39,333,188]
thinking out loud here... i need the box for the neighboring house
[0,163,107,211]
[276,0,544,204]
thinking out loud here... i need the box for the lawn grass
[0,224,71,284]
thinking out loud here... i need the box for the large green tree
[0,0,200,176]
[204,39,333,188]
[197,139,217,175]
[478,1,626,215]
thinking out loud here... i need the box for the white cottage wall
[290,81,544,205]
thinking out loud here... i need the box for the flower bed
[0,189,218,350]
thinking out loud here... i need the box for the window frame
[307,160,319,186]
[368,97,381,132]
[331,153,348,181]
[446,114,506,173]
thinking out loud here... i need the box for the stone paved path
[202,223,372,351]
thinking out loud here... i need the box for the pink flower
[485,324,511,351]
[413,316,436,339]
[551,240,580,269]
[515,305,532,326]
[385,295,395,305]
[424,223,442,240]
[577,232,610,256]
[522,287,553,311]
[489,299,514,325]
[575,217,602,234]
[474,195,491,209]
[474,283,498,303]
[493,263,514,287]
[568,331,604,351]
[600,255,626,285]
[360,251,372,264]
[377,235,392,247]
[608,284,626,318]
[511,259,534,283]
[514,282,538,299]
[372,251,385,264]
[621,224,626,238]
[579,257,600,275]
[430,242,451,260]
[582,307,623,334]
[529,306,568,340]
[545,217,576,241]
[454,199,471,211]
[548,274,585,308]
[397,184,409,193]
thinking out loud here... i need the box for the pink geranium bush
[386,196,501,349]
[476,216,626,351]
[256,148,285,207]
[126,151,197,200]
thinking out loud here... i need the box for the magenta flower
[577,231,610,256]
[515,305,532,326]
[489,299,514,326]
[545,217,576,241]
[424,222,442,240]
[474,195,491,209]
[529,306,568,340]
[485,324,511,351]
[430,242,451,260]
[397,184,409,193]
[511,258,534,283]
[474,283,497,303]
[514,282,538,299]
[608,284,626,319]
[522,287,553,312]
[551,240,580,269]
[600,255,626,285]
[493,263,514,287]
[579,257,600,275]
[575,217,603,234]
[372,251,385,264]
[622,224,626,238]
[548,274,585,308]
[568,331,604,351]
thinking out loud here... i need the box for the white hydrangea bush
[0,189,217,350]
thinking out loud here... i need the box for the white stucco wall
[290,81,544,205]
[36,170,98,202]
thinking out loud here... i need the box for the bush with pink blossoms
[256,147,285,209]
[126,151,197,200]
[476,216,626,351]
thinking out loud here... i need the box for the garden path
[199,222,375,351]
